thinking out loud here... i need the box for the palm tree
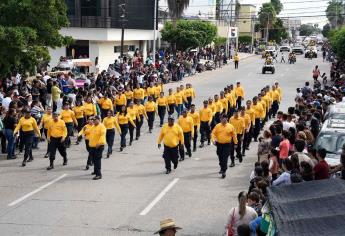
[167,0,190,21]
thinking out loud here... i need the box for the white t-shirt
[2,97,12,111]
[227,206,258,236]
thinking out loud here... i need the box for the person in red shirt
[279,130,290,161]
[314,148,330,180]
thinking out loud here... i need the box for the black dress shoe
[165,170,171,174]
[27,158,33,162]
[179,158,184,162]
[129,141,132,146]
[135,137,139,140]
[91,172,96,175]
[229,162,235,167]
[245,147,250,150]
[221,173,226,179]
[22,161,26,167]
[199,143,204,148]
[93,175,102,180]
[207,141,211,145]
[47,165,54,170]
[218,170,222,174]
[193,147,196,152]
[63,160,68,166]
[44,153,49,158]
[174,163,178,169]
[120,147,123,152]
[106,153,110,158]
[85,165,89,170]
[239,156,243,163]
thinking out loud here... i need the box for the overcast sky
[160,0,329,27]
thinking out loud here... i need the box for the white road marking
[8,174,68,207]
[139,178,179,216]
[193,158,201,161]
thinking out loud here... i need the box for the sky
[160,0,329,27]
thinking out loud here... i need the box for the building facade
[236,4,256,37]
[49,0,158,72]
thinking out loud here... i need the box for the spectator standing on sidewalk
[234,53,240,69]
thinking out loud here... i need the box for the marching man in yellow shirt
[235,81,245,109]
[88,115,106,180]
[229,110,245,166]
[212,114,238,178]
[46,112,68,170]
[178,110,194,159]
[188,104,200,152]
[158,115,184,174]
[199,100,213,147]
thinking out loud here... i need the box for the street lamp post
[120,0,126,60]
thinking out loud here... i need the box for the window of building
[65,0,76,16]
[128,45,136,52]
[81,0,101,16]
[114,45,130,53]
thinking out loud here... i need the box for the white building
[49,0,158,72]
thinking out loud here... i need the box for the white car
[280,45,291,52]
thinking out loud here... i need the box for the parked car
[292,45,304,54]
[280,45,291,52]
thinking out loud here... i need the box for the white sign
[228,27,238,38]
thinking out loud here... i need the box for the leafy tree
[258,3,277,41]
[213,36,227,46]
[0,0,72,77]
[167,0,190,20]
[238,36,252,44]
[326,0,345,29]
[322,23,331,37]
[300,24,317,36]
[269,18,288,43]
[270,0,283,15]
[330,27,345,60]
[161,20,217,51]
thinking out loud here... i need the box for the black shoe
[106,153,110,158]
[93,175,102,180]
[174,163,178,169]
[219,170,222,174]
[160,124,162,127]
[221,173,226,179]
[91,172,96,175]
[63,160,68,166]
[149,129,152,133]
[47,165,54,170]
[179,158,184,162]
[229,162,235,167]
[120,147,123,152]
[129,141,132,146]
[85,165,89,170]
[135,137,139,140]
[166,170,171,174]
[27,158,33,162]
[7,156,16,160]
[76,141,79,145]
[22,161,26,167]
[207,141,211,145]
[245,147,250,150]
[239,156,243,163]
[188,152,192,157]
[44,153,49,158]
[242,153,246,157]
[199,143,204,148]
[193,147,196,152]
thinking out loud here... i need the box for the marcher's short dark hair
[317,148,327,159]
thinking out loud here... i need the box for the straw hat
[154,219,182,234]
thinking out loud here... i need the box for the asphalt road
[0,53,330,236]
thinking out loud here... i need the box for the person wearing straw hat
[154,218,182,235]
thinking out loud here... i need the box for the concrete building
[236,4,256,37]
[49,0,158,72]
[282,18,301,38]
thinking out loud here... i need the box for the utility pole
[152,0,158,65]
[120,0,126,59]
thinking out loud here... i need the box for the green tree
[167,0,190,20]
[330,27,345,59]
[161,20,217,51]
[322,23,331,37]
[300,24,316,36]
[270,0,283,15]
[258,3,277,41]
[326,0,345,29]
[213,36,227,46]
[0,0,71,77]
[269,18,288,43]
[238,35,252,44]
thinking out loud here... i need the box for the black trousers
[120,124,128,147]
[106,129,115,154]
[77,118,85,132]
[236,97,242,109]
[49,137,67,161]
[271,101,279,117]
[193,126,198,150]
[22,131,34,162]
[200,121,211,144]
[85,139,92,166]
[168,104,175,115]
[163,145,179,171]
[216,143,230,173]
[89,146,104,177]
[129,122,135,143]
[246,126,253,148]
[136,115,143,138]
[229,142,236,163]
[242,131,249,154]
[44,128,50,155]
[235,61,239,69]
[147,111,155,130]
[158,106,166,126]
[179,132,191,159]
[65,122,74,147]
[101,109,109,119]
[254,118,261,141]
[214,112,221,124]
[235,134,242,158]
[186,97,192,110]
